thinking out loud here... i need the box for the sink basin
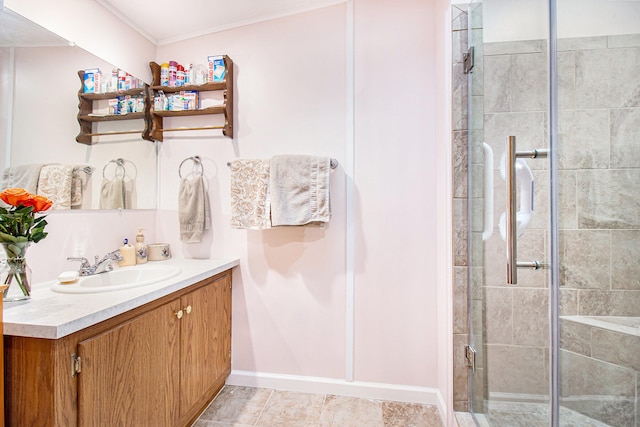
[50,265,181,294]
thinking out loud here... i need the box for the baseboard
[227,370,445,418]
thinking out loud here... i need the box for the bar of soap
[58,271,79,284]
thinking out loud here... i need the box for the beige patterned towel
[269,155,331,227]
[229,159,271,230]
[179,176,211,243]
[37,165,75,210]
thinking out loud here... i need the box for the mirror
[0,7,157,210]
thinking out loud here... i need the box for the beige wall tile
[558,110,610,170]
[510,52,547,112]
[559,319,592,357]
[484,287,513,344]
[454,266,469,335]
[610,108,640,168]
[486,345,548,395]
[576,48,640,109]
[512,288,549,347]
[578,290,640,316]
[611,230,640,290]
[591,328,640,372]
[454,333,470,402]
[454,130,469,198]
[560,230,610,290]
[454,198,469,267]
[577,170,640,229]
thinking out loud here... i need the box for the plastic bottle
[169,61,177,87]
[160,63,169,86]
[186,63,194,85]
[176,65,185,87]
[118,238,136,267]
[135,228,148,264]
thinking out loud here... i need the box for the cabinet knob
[175,309,184,319]
[184,305,192,314]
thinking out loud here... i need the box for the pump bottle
[135,228,148,264]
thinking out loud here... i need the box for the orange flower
[0,188,31,207]
[24,195,53,212]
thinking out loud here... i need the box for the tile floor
[193,385,444,427]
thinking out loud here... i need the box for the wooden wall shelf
[76,70,152,145]
[148,55,234,141]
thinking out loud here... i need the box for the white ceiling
[97,0,347,45]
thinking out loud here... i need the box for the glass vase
[1,241,32,302]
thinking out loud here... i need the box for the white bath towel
[229,159,271,230]
[37,164,75,210]
[178,176,211,243]
[269,155,331,226]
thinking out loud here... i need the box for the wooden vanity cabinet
[4,270,231,427]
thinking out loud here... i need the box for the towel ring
[103,158,137,180]
[179,156,204,178]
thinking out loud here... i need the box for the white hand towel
[179,176,211,243]
[99,177,128,209]
[229,159,271,230]
[269,155,331,226]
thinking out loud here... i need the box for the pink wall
[155,4,348,380]
[353,0,439,387]
[156,0,446,395]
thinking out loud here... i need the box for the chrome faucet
[68,250,123,276]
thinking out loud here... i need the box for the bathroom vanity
[2,258,238,426]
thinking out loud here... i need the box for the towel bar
[226,158,338,169]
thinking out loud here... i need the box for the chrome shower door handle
[505,135,547,284]
[506,136,518,284]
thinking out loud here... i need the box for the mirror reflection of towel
[178,176,211,243]
[37,165,75,210]
[100,177,133,209]
[0,164,43,194]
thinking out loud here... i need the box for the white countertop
[3,258,239,339]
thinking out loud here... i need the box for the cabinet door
[180,274,231,416]
[77,299,181,427]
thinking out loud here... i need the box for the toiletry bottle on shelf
[135,228,148,264]
[118,238,136,267]
[160,63,169,86]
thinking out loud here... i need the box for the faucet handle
[109,249,124,262]
[67,257,90,267]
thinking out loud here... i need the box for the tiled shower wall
[482,34,640,425]
[451,2,640,423]
[451,2,471,413]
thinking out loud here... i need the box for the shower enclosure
[465,0,640,426]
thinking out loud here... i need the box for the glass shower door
[468,0,552,425]
[556,1,640,426]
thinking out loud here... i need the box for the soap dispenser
[118,238,136,267]
[135,228,148,264]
